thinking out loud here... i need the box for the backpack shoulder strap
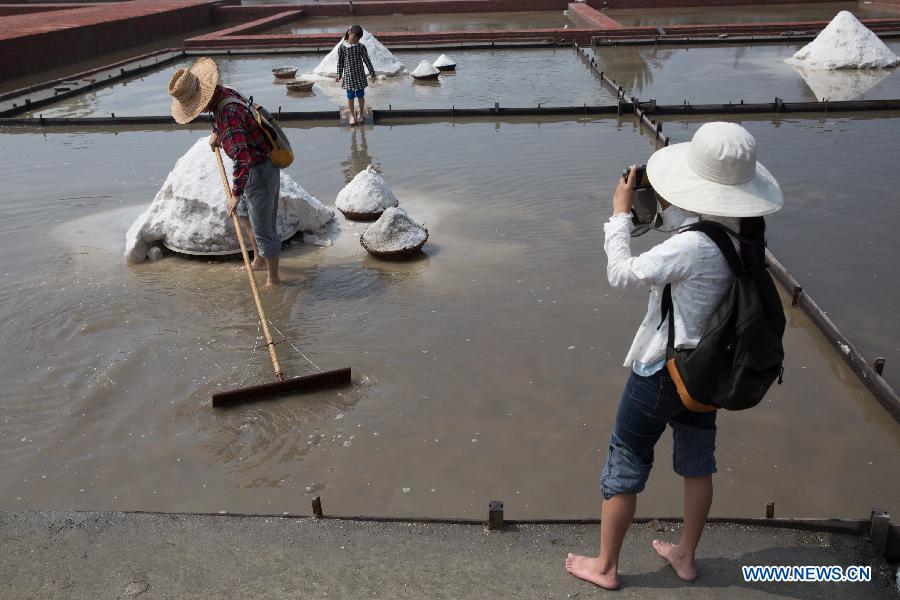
[686,221,744,275]
[657,221,743,355]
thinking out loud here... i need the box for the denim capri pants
[600,368,717,499]
[236,159,281,259]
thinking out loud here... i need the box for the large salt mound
[788,11,900,69]
[124,138,334,262]
[334,165,399,220]
[360,207,428,257]
[307,31,405,79]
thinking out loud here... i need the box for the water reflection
[792,64,896,101]
[341,126,379,183]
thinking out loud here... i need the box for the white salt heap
[361,207,428,256]
[788,11,900,69]
[411,60,440,78]
[124,138,334,262]
[335,165,399,219]
[307,30,405,79]
[433,54,456,69]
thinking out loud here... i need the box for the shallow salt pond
[266,11,575,35]
[588,41,900,103]
[0,118,897,520]
[605,2,900,27]
[22,48,614,119]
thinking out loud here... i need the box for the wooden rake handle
[214,147,284,381]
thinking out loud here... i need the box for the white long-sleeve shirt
[603,206,740,373]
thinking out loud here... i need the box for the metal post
[791,285,803,306]
[874,358,886,376]
[488,500,504,530]
[766,502,775,519]
[312,496,323,518]
[870,510,890,556]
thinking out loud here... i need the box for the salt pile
[360,207,428,258]
[307,30,405,79]
[124,138,334,262]
[334,165,399,221]
[433,54,457,71]
[411,60,440,79]
[787,11,900,69]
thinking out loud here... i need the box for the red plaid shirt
[210,86,271,197]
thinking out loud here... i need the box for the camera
[622,165,659,234]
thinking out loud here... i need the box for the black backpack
[660,221,785,412]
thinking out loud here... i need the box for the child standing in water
[336,25,376,126]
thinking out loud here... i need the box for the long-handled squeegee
[211,147,351,407]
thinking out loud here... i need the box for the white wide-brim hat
[168,57,218,125]
[646,122,783,218]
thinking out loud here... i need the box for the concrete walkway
[1,511,897,599]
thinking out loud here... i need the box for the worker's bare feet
[348,116,356,126]
[355,111,363,122]
[260,278,282,291]
[652,540,697,581]
[235,259,266,273]
[565,554,619,590]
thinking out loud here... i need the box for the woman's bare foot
[652,540,698,581]
[564,554,619,590]
[260,278,282,291]
[355,110,363,122]
[348,115,356,126]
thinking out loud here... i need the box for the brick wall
[0,3,101,16]
[0,1,215,81]
[213,0,571,22]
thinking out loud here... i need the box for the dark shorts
[600,368,717,500]
[346,88,365,99]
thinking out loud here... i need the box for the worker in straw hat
[168,57,282,289]
[566,122,783,590]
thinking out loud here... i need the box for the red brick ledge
[586,0,839,7]
[0,3,102,17]
[187,27,600,48]
[212,0,570,22]
[598,18,900,39]
[205,9,303,38]
[568,3,624,29]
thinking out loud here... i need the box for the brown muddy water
[21,48,613,119]
[0,118,898,521]
[644,112,900,392]
[267,11,575,35]
[588,41,900,103]
[605,2,899,27]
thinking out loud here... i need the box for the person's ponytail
[739,216,766,269]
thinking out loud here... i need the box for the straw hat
[646,122,783,217]
[168,57,219,124]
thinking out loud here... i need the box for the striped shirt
[337,42,375,91]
